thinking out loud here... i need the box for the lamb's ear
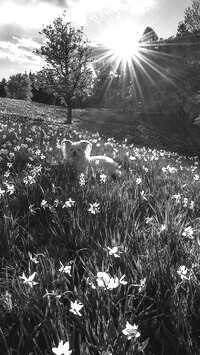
[61,139,72,158]
[80,140,92,156]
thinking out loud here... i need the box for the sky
[0,0,192,80]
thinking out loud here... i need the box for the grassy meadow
[1,98,200,354]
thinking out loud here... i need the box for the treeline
[0,73,62,105]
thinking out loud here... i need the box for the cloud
[0,0,73,6]
[0,1,66,28]
[0,23,42,44]
[0,0,157,29]
[0,37,45,72]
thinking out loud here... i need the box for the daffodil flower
[100,173,107,183]
[28,252,39,264]
[52,340,72,355]
[122,321,140,340]
[96,272,111,288]
[107,246,121,258]
[59,262,71,276]
[62,198,75,208]
[19,272,38,287]
[182,226,194,239]
[88,202,100,215]
[69,300,83,316]
[96,272,127,289]
[177,265,190,280]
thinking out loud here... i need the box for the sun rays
[94,22,182,109]
[100,22,141,65]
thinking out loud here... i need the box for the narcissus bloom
[28,252,39,264]
[177,265,190,280]
[59,262,71,276]
[182,226,194,239]
[69,300,83,316]
[122,322,140,340]
[88,202,100,215]
[19,272,38,287]
[96,272,127,289]
[62,198,75,208]
[52,340,72,355]
[107,246,121,258]
[100,173,107,183]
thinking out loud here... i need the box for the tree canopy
[6,73,32,101]
[140,26,159,43]
[183,0,200,34]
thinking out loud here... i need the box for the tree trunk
[65,102,72,124]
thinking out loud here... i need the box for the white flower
[183,198,188,208]
[182,226,194,239]
[142,166,149,172]
[129,156,136,161]
[164,165,177,174]
[100,173,107,183]
[140,190,147,200]
[189,201,195,210]
[193,174,200,181]
[4,183,15,195]
[79,173,86,186]
[119,275,128,285]
[177,265,189,280]
[62,198,75,208]
[53,199,60,207]
[69,300,83,316]
[101,351,112,355]
[52,340,72,355]
[88,202,100,215]
[138,278,146,293]
[108,277,120,289]
[41,199,48,208]
[23,175,36,185]
[122,322,140,340]
[172,193,181,204]
[28,252,39,264]
[59,262,71,276]
[29,204,36,215]
[4,170,10,178]
[107,246,121,258]
[160,224,166,232]
[96,272,127,289]
[96,272,110,288]
[145,217,153,225]
[136,177,142,185]
[19,272,38,287]
[0,187,5,197]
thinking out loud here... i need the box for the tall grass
[0,101,200,354]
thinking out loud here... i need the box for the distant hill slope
[0,97,200,154]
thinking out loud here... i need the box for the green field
[0,98,200,354]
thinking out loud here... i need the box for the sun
[101,22,141,63]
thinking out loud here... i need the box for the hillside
[0,96,200,354]
[1,97,200,155]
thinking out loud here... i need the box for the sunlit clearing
[101,23,141,63]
